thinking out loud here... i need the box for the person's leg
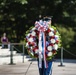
[37,59,44,75]
[39,68,43,75]
[38,60,47,75]
[46,61,52,75]
[2,44,4,48]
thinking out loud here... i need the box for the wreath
[25,21,61,60]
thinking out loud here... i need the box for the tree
[0,0,76,51]
[0,0,28,42]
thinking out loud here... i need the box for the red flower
[56,40,59,44]
[33,46,38,51]
[28,42,35,46]
[29,34,32,37]
[51,36,55,38]
[31,42,35,46]
[49,43,54,46]
[52,50,56,54]
[28,42,31,45]
[47,29,51,33]
[50,36,55,39]
[30,35,35,38]
[35,30,39,36]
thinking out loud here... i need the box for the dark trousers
[38,60,52,75]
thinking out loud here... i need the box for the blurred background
[0,0,76,59]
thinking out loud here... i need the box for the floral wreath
[25,21,61,60]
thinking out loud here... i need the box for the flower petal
[51,39,55,43]
[53,44,58,50]
[47,52,52,57]
[47,46,53,51]
[28,38,33,42]
[49,32,54,36]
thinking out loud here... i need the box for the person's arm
[1,37,4,43]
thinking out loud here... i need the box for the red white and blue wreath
[25,20,61,60]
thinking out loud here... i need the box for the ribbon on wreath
[42,32,48,68]
[35,20,48,68]
[38,32,42,68]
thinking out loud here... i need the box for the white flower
[47,52,52,57]
[30,47,33,50]
[31,31,36,36]
[51,39,55,43]
[49,28,54,31]
[39,20,43,24]
[49,32,54,36]
[26,43,29,47]
[55,35,59,40]
[28,38,33,42]
[47,46,52,51]
[53,44,58,50]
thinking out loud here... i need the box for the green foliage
[0,0,76,54]
[51,25,62,48]
[15,0,28,4]
[56,24,75,48]
[0,0,28,43]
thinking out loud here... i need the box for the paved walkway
[0,59,76,75]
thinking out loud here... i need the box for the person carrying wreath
[37,17,53,75]
[25,16,61,75]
